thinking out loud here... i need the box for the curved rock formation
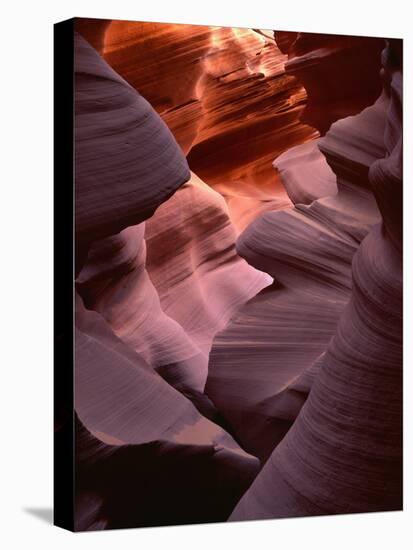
[275,31,384,134]
[145,172,271,362]
[75,298,259,529]
[103,20,212,154]
[77,173,270,394]
[70,20,402,530]
[74,412,257,531]
[75,18,111,52]
[74,31,190,249]
[77,223,207,394]
[73,30,261,530]
[186,27,317,230]
[76,22,388,232]
[206,90,385,462]
[273,141,336,205]
[230,41,402,519]
[77,19,319,230]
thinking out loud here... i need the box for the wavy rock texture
[145,172,271,365]
[270,31,385,212]
[275,31,384,134]
[71,20,402,530]
[267,30,385,241]
[206,89,386,461]
[205,33,392,463]
[230,41,402,519]
[77,223,207,394]
[273,141,336,205]
[77,19,319,230]
[75,297,259,529]
[103,20,212,154]
[74,32,190,248]
[185,27,317,230]
[76,21,387,230]
[73,31,262,530]
[77,173,270,394]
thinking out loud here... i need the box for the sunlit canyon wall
[71,18,402,530]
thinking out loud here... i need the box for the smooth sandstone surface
[206,95,385,461]
[230,43,402,519]
[71,21,402,529]
[145,173,272,362]
[77,19,317,230]
[75,298,259,528]
[74,31,190,246]
[275,31,384,134]
[77,173,270,394]
[73,31,262,530]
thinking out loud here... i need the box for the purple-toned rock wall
[70,19,403,530]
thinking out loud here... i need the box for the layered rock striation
[77,173,270,395]
[206,71,388,462]
[73,31,263,530]
[230,40,402,519]
[74,32,189,248]
[76,19,318,230]
[70,20,402,530]
[275,31,384,135]
[145,173,271,367]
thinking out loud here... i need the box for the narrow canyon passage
[72,18,402,530]
[101,23,319,231]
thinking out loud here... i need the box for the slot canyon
[69,18,402,530]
